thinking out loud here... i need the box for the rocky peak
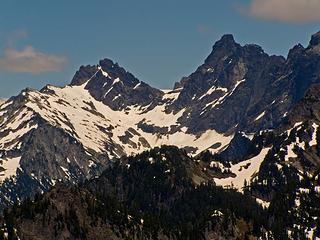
[70,58,139,88]
[99,58,114,69]
[309,31,320,47]
[174,35,244,92]
[217,34,236,45]
[168,35,290,135]
[70,65,99,86]
[98,58,138,87]
[70,58,164,111]
[283,33,320,103]
[204,34,240,65]
[287,44,305,60]
[306,31,320,54]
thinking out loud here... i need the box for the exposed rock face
[71,58,163,111]
[167,33,320,135]
[0,118,106,211]
[169,34,286,134]
[70,65,99,86]
[309,31,320,51]
[216,132,256,164]
[20,123,105,182]
[283,84,320,126]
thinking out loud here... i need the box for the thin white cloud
[0,46,67,74]
[241,0,320,23]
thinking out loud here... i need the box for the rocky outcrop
[71,58,163,111]
[216,132,256,164]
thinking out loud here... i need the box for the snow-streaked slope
[0,104,37,150]
[212,117,320,194]
[0,68,233,184]
[23,80,231,156]
[214,147,271,191]
[11,71,232,157]
[200,79,246,114]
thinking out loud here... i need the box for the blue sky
[0,0,320,97]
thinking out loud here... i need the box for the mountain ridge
[0,31,320,225]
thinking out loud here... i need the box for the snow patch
[214,148,271,191]
[101,69,109,78]
[309,122,318,146]
[162,89,182,101]
[204,79,245,110]
[255,198,270,208]
[0,157,21,183]
[198,86,228,100]
[254,111,265,122]
[0,100,13,110]
[112,78,121,85]
[133,82,141,89]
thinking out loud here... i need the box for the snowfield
[0,156,21,183]
[214,148,271,191]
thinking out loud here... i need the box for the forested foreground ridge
[0,146,319,239]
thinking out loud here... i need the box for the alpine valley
[0,32,320,239]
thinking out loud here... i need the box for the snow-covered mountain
[1,31,320,214]
[0,60,231,208]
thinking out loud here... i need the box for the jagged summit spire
[204,34,240,64]
[211,34,238,50]
[99,58,117,70]
[218,34,236,45]
[309,31,320,47]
